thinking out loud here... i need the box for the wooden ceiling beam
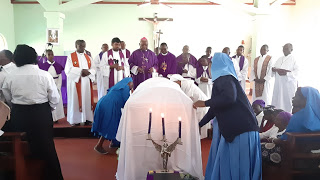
[10,0,296,5]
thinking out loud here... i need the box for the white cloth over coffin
[116,77,204,180]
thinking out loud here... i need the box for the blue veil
[107,77,133,92]
[281,87,320,140]
[211,53,238,82]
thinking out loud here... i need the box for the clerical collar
[203,66,208,71]
[161,52,168,56]
[47,60,55,65]
[77,51,84,55]
[113,49,119,52]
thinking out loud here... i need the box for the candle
[148,108,152,134]
[178,117,182,139]
[161,113,165,136]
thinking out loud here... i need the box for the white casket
[116,77,204,180]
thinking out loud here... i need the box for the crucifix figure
[139,13,173,52]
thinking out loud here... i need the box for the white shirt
[2,64,60,108]
[0,62,17,102]
[256,111,264,127]
[259,125,286,139]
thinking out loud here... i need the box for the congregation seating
[263,132,320,180]
[0,132,44,180]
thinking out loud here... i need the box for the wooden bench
[263,132,320,180]
[0,132,44,180]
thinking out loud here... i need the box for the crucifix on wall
[139,13,173,52]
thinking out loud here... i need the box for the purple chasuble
[38,59,64,75]
[157,52,177,78]
[232,55,245,71]
[107,49,125,88]
[196,65,211,79]
[128,49,158,89]
[176,53,197,75]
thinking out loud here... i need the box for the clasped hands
[272,67,291,76]
[137,67,154,74]
[110,64,124,71]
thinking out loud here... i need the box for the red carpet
[54,138,212,180]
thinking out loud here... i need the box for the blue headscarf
[107,77,133,92]
[281,87,320,140]
[211,53,238,82]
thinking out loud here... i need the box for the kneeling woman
[2,45,63,180]
[194,53,262,180]
[92,77,134,154]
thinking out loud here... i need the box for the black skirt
[11,102,63,180]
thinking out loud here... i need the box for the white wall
[12,0,320,89]
[0,0,15,51]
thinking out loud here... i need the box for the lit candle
[148,108,152,134]
[161,113,165,136]
[178,117,182,139]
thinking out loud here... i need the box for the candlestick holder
[147,135,182,172]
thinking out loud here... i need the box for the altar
[116,78,204,180]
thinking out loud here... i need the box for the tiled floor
[54,138,212,180]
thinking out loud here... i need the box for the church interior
[1,0,320,180]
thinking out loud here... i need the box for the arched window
[0,33,8,51]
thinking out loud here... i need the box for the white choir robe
[100,50,129,92]
[93,52,107,100]
[65,52,96,125]
[232,56,249,91]
[182,64,196,81]
[271,54,299,112]
[47,61,65,121]
[121,49,130,77]
[195,66,213,98]
[249,55,275,105]
[181,79,210,139]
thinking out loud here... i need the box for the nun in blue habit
[280,87,320,140]
[92,77,134,154]
[194,53,262,180]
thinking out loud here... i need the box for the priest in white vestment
[271,43,299,112]
[250,45,274,105]
[232,45,249,91]
[65,40,96,125]
[93,43,109,100]
[170,74,210,139]
[100,38,128,92]
[195,56,213,98]
[120,41,131,77]
[116,77,204,180]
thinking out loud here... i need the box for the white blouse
[2,64,60,108]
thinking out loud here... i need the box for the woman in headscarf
[281,87,320,140]
[260,111,292,140]
[194,53,262,180]
[91,77,133,154]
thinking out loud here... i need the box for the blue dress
[91,78,132,143]
[201,53,262,180]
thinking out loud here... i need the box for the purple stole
[232,55,245,71]
[38,60,64,76]
[196,66,211,79]
[125,49,131,59]
[107,49,125,88]
[99,52,103,61]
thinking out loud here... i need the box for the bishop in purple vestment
[157,43,177,78]
[176,45,198,74]
[128,37,158,89]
